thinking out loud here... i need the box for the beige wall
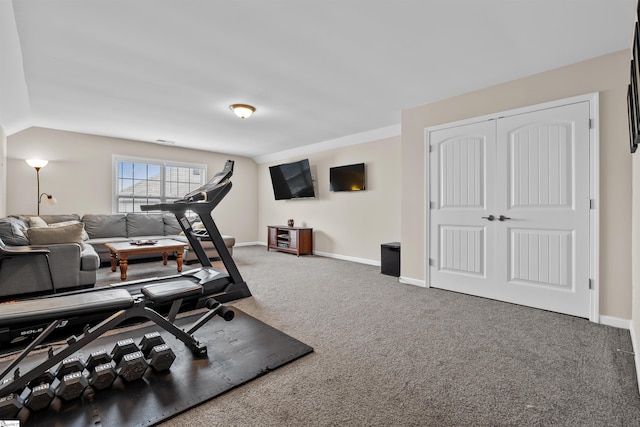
[401,50,632,319]
[6,127,259,243]
[258,136,401,263]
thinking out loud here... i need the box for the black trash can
[381,242,401,277]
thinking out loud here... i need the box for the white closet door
[428,100,592,318]
[428,120,497,298]
[495,102,591,318]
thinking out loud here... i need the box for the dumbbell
[56,372,89,401]
[0,392,23,418]
[111,338,147,382]
[110,338,139,364]
[86,349,112,371]
[116,351,148,382]
[89,363,117,390]
[0,378,25,418]
[25,372,56,411]
[86,349,117,391]
[55,356,88,401]
[139,332,165,358]
[139,332,176,372]
[147,344,176,372]
[55,356,86,379]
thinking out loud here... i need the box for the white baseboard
[254,244,380,266]
[313,250,380,266]
[399,276,426,288]
[630,322,640,395]
[599,315,631,330]
[235,241,263,247]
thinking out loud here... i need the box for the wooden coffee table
[104,239,186,281]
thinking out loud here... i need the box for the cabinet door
[289,230,298,250]
[268,227,277,247]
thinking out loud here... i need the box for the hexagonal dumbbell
[89,363,117,391]
[25,372,56,412]
[0,392,24,418]
[86,349,112,372]
[55,356,86,379]
[56,371,89,401]
[148,343,176,372]
[116,350,148,382]
[139,332,165,358]
[26,383,55,411]
[111,338,140,364]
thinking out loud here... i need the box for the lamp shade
[26,159,48,168]
[230,104,255,119]
[41,193,57,205]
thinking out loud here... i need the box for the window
[113,156,207,213]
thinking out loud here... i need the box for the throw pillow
[0,217,29,245]
[27,222,85,249]
[28,216,48,228]
[48,220,90,241]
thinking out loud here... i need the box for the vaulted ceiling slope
[0,0,635,160]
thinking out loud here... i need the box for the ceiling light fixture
[230,104,256,119]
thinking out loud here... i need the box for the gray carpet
[96,246,640,426]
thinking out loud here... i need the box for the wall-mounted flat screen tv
[269,158,315,200]
[330,162,365,192]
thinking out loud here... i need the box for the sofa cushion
[27,222,85,249]
[0,217,29,245]
[126,213,165,237]
[82,214,127,238]
[163,214,182,235]
[38,214,81,224]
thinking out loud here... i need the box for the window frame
[112,155,208,214]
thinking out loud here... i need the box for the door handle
[498,215,511,221]
[481,215,495,221]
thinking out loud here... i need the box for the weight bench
[0,280,234,397]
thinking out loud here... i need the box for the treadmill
[138,158,251,303]
[0,160,251,349]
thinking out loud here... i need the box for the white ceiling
[0,0,636,161]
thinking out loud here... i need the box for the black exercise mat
[1,308,314,426]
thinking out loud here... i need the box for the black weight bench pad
[141,280,202,304]
[0,289,133,328]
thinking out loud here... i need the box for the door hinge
[589,199,596,210]
[589,118,593,129]
[588,278,593,289]
[428,144,432,153]
[429,201,435,209]
[428,258,434,266]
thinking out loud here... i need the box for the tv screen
[269,159,315,200]
[330,163,365,192]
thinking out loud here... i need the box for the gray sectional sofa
[0,213,235,300]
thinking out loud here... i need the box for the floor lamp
[26,159,57,215]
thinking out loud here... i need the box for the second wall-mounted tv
[330,162,365,192]
[269,158,315,200]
